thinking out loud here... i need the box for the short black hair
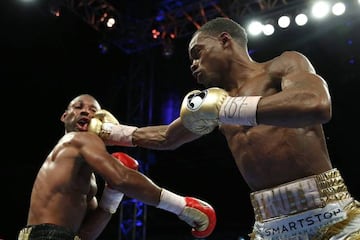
[195,17,248,48]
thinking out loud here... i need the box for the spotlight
[247,21,263,36]
[332,2,346,16]
[106,17,116,28]
[278,15,291,28]
[263,24,275,36]
[295,13,308,26]
[311,1,331,19]
[151,29,161,39]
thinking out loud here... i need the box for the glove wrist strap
[157,189,185,215]
[99,187,124,214]
[104,124,138,147]
[219,96,261,126]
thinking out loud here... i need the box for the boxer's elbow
[313,97,332,124]
[296,91,332,125]
[319,103,332,123]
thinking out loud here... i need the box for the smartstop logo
[256,202,348,239]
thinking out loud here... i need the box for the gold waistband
[250,168,351,222]
[18,227,32,240]
[18,224,81,240]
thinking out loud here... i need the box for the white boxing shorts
[249,168,360,240]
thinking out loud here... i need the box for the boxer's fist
[88,109,119,140]
[180,87,228,135]
[88,109,138,146]
[111,152,139,171]
[178,197,216,238]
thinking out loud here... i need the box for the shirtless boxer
[89,18,360,239]
[18,94,216,240]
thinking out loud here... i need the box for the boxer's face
[61,95,100,133]
[188,32,227,88]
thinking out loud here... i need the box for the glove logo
[186,90,207,111]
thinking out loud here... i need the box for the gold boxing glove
[181,87,262,135]
[88,109,120,140]
[88,109,138,146]
[180,88,228,135]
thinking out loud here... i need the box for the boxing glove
[88,109,138,146]
[99,152,139,213]
[179,197,217,238]
[157,189,216,238]
[180,88,228,135]
[180,87,261,135]
[111,152,139,171]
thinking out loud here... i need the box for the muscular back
[27,132,98,232]
[220,51,332,191]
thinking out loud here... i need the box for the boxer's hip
[18,223,81,240]
[249,168,360,240]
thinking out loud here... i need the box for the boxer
[18,94,216,240]
[89,17,360,239]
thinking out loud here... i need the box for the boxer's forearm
[132,118,200,150]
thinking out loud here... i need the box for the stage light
[98,12,117,29]
[263,24,275,36]
[106,17,116,28]
[151,29,161,39]
[278,15,291,28]
[50,7,61,17]
[295,13,308,26]
[247,21,263,36]
[49,1,61,17]
[169,33,176,39]
[311,1,331,19]
[332,2,346,16]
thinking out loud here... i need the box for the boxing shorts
[249,168,360,240]
[18,223,81,240]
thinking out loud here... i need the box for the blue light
[249,49,256,55]
[155,10,165,22]
[162,95,180,124]
[98,43,108,54]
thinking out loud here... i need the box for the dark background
[1,0,359,239]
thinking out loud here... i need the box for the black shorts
[18,223,80,240]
